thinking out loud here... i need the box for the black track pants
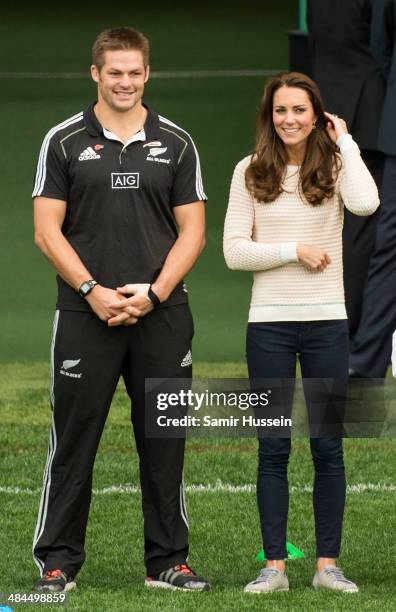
[33,305,193,578]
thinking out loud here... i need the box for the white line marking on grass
[1,481,396,495]
[0,486,38,494]
[0,69,280,80]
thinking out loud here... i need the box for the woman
[223,72,379,594]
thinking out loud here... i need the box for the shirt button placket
[119,146,127,166]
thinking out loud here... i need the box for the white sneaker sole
[313,584,358,593]
[35,581,76,593]
[145,579,178,590]
[145,579,208,591]
[244,586,289,594]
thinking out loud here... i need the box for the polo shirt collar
[103,126,146,146]
[83,102,160,141]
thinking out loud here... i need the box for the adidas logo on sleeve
[78,146,101,161]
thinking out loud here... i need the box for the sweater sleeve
[337,136,380,216]
[223,159,298,271]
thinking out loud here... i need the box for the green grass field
[1,362,395,611]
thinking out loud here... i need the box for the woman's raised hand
[324,112,348,143]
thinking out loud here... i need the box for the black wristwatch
[148,285,161,308]
[78,279,98,298]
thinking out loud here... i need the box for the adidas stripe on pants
[33,304,193,578]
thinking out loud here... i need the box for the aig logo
[111,172,140,189]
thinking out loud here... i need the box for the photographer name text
[156,415,292,428]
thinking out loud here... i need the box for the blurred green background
[0,1,297,363]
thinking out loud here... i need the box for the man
[307,0,386,340]
[32,27,209,592]
[349,0,396,377]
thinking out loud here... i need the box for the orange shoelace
[174,564,194,575]
[44,570,63,579]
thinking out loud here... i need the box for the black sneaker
[33,570,76,593]
[145,563,210,591]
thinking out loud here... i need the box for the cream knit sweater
[223,137,379,322]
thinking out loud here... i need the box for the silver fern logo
[61,359,81,370]
[60,359,82,378]
[149,147,167,157]
[145,143,171,164]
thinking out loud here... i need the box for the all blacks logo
[111,172,140,189]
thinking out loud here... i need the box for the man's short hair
[92,27,150,70]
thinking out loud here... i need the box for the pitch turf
[1,362,395,611]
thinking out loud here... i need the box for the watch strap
[148,285,161,308]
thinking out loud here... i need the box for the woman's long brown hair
[245,72,341,206]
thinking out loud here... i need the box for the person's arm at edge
[33,196,133,322]
[370,0,395,78]
[306,0,315,59]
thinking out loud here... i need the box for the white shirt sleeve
[223,160,298,271]
[337,137,380,216]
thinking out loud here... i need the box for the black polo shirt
[32,103,207,311]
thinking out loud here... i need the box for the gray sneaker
[145,563,210,591]
[313,566,359,593]
[33,570,76,593]
[244,568,289,593]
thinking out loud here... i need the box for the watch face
[79,280,96,297]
